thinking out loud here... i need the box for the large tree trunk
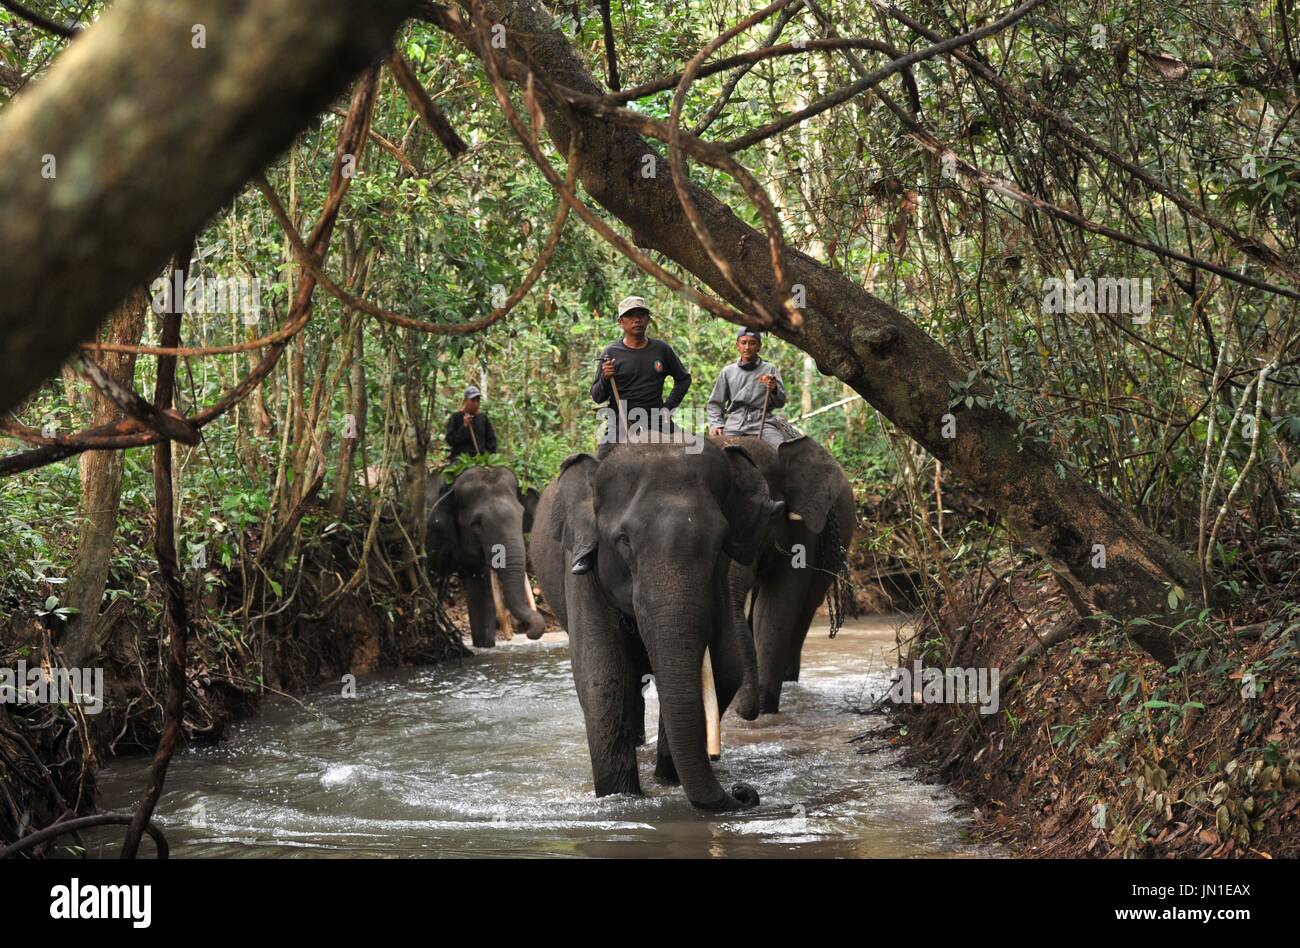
[469,0,1199,663]
[0,0,416,417]
[60,287,149,667]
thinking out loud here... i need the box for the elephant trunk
[493,532,546,640]
[643,594,759,811]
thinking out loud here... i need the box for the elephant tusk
[787,511,804,521]
[703,648,721,760]
[489,570,514,641]
[523,573,539,613]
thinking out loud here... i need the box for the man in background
[445,384,498,459]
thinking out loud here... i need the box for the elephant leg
[725,561,760,720]
[625,628,651,747]
[464,572,498,648]
[709,582,745,720]
[785,570,833,682]
[653,716,678,784]
[566,573,642,798]
[753,557,825,713]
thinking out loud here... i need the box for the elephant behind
[714,434,856,714]
[530,440,781,811]
[427,465,545,648]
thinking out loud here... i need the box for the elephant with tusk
[426,465,545,648]
[530,439,781,811]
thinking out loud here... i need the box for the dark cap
[737,328,762,341]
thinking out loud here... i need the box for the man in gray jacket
[707,328,799,445]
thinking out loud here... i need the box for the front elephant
[530,440,777,810]
[715,435,856,714]
[427,466,545,647]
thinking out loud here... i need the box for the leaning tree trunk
[60,287,148,668]
[467,0,1200,663]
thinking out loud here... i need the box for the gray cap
[464,385,482,400]
[617,295,650,318]
[737,327,762,340]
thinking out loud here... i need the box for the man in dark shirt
[590,295,691,444]
[445,385,498,460]
[572,296,691,575]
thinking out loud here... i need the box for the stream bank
[887,562,1300,858]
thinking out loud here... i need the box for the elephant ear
[518,486,540,534]
[776,436,843,534]
[549,454,598,556]
[721,445,784,565]
[426,480,459,572]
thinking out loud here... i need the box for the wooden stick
[703,648,721,759]
[608,367,628,441]
[467,413,480,454]
[757,384,771,440]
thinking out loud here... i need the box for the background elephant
[529,440,780,811]
[427,465,545,648]
[715,434,856,714]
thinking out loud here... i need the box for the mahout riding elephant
[426,465,545,647]
[529,440,782,810]
[713,434,856,714]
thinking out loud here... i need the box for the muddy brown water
[84,616,984,858]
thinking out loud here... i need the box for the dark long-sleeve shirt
[589,338,691,414]
[445,410,497,459]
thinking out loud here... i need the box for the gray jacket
[706,359,795,443]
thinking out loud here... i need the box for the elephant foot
[653,754,680,785]
[734,684,760,722]
[759,688,781,715]
[593,768,643,798]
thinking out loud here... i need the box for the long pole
[757,385,771,440]
[608,371,627,442]
[467,414,480,454]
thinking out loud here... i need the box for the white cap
[617,295,650,318]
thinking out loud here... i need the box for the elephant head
[537,440,780,810]
[427,466,546,647]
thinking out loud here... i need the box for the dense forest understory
[2,0,1298,858]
